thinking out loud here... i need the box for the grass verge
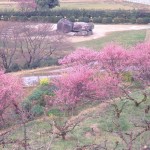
[75,29,146,50]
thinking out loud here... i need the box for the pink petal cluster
[130,42,150,84]
[54,66,95,106]
[54,65,121,106]
[59,48,98,65]
[99,43,129,74]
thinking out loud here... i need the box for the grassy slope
[75,29,146,50]
[2,91,150,150]
[3,29,148,150]
[58,2,134,10]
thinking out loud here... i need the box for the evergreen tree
[36,0,59,9]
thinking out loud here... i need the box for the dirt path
[68,24,150,43]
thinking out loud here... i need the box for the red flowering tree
[0,71,23,125]
[98,43,130,75]
[54,66,121,107]
[54,42,150,109]
[130,42,150,86]
[59,48,98,65]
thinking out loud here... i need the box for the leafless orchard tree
[0,22,71,72]
[0,22,20,72]
[17,22,68,69]
[0,102,30,150]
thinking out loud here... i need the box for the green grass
[1,90,150,150]
[58,2,135,10]
[0,1,17,11]
[75,29,146,50]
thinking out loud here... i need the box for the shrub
[29,16,38,22]
[19,16,28,22]
[27,88,45,105]
[136,18,145,24]
[38,16,45,22]
[27,85,55,106]
[0,9,149,24]
[136,17,150,24]
[92,17,102,23]
[44,16,51,22]
[55,16,62,22]
[78,16,89,22]
[31,105,44,117]
[41,57,58,67]
[40,78,50,86]
[143,17,150,24]
[47,109,63,117]
[10,16,18,21]
[69,16,75,22]
[9,63,21,72]
[22,85,56,118]
[22,99,32,113]
[113,17,125,24]
[3,16,9,21]
[122,72,133,82]
[102,17,112,24]
[129,17,136,24]
[30,60,41,69]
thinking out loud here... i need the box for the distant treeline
[0,9,150,24]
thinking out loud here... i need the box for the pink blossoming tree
[54,42,150,110]
[130,42,150,86]
[0,71,23,125]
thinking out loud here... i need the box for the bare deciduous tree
[17,23,67,68]
[0,22,19,72]
[0,22,71,71]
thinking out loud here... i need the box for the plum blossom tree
[54,48,120,111]
[59,48,98,65]
[0,71,23,125]
[55,42,150,109]
[98,43,130,75]
[53,42,150,147]
[130,42,150,86]
[53,65,121,140]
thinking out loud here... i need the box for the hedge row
[0,9,150,24]
[3,15,150,24]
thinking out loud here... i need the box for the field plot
[0,0,17,11]
[60,0,150,10]
[0,0,149,11]
[59,2,134,10]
